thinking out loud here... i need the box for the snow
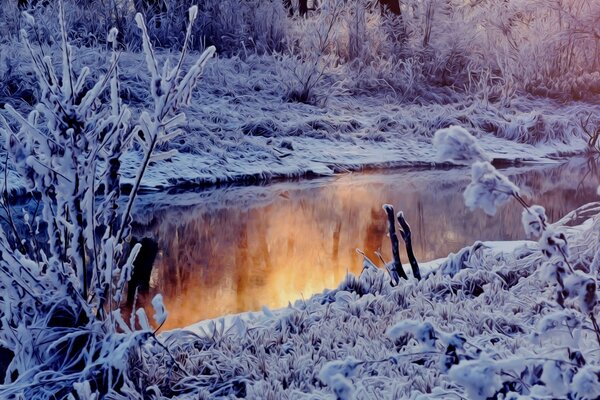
[387,320,438,349]
[433,125,491,164]
[522,204,547,238]
[539,228,569,259]
[151,294,168,326]
[463,161,520,216]
[448,356,503,400]
[572,366,600,399]
[1,44,596,196]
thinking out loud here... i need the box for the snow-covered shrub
[430,124,600,398]
[433,125,490,164]
[448,357,503,400]
[572,366,600,399]
[280,0,347,104]
[0,3,215,397]
[319,357,359,400]
[521,204,547,238]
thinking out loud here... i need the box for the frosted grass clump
[319,357,359,400]
[563,271,597,314]
[387,320,437,349]
[522,205,547,238]
[448,357,502,400]
[535,310,581,334]
[540,361,569,397]
[319,357,360,381]
[433,126,491,164]
[327,374,354,400]
[0,2,215,397]
[463,161,520,215]
[572,366,600,399]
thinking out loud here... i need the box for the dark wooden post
[126,237,159,307]
[397,211,421,280]
[383,205,408,284]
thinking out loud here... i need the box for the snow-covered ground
[2,2,600,398]
[2,47,598,195]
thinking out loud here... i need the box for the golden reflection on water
[133,161,599,329]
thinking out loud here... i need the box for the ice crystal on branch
[521,205,547,238]
[539,229,569,259]
[463,161,520,216]
[151,294,168,326]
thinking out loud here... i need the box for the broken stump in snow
[397,211,421,280]
[383,204,408,284]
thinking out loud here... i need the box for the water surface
[132,159,599,329]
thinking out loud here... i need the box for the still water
[132,159,599,329]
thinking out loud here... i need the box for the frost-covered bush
[5,0,599,103]
[433,125,490,164]
[280,0,347,104]
[0,3,214,397]
[432,124,600,398]
[463,161,521,216]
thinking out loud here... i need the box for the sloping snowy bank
[121,133,573,191]
[2,47,598,195]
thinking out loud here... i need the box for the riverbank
[2,48,598,196]
[137,208,600,399]
[127,158,599,329]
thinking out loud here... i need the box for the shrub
[0,2,215,397]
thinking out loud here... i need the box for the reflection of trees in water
[131,160,600,328]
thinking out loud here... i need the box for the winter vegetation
[1,0,600,193]
[0,0,599,398]
[130,128,600,399]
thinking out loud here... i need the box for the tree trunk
[379,0,401,15]
[283,0,294,17]
[299,0,308,17]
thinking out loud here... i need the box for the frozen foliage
[438,241,486,277]
[448,357,502,400]
[521,204,547,238]
[319,357,359,400]
[151,294,168,326]
[387,320,437,350]
[464,161,520,215]
[563,271,597,314]
[572,366,600,399]
[539,228,570,259]
[433,125,491,164]
[0,5,215,398]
